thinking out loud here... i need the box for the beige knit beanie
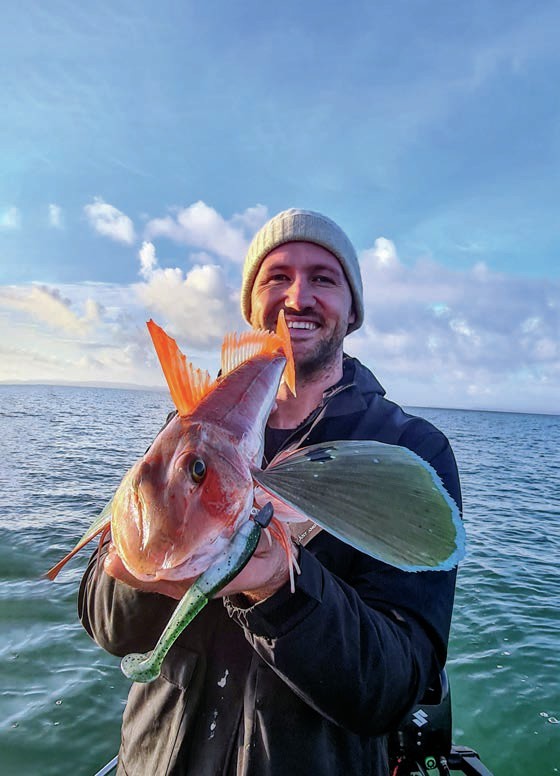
[241,208,364,334]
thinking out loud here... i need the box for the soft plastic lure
[120,503,273,683]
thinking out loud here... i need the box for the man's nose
[285,279,315,310]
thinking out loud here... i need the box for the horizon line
[1,379,558,418]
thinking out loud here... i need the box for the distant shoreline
[0,379,167,393]
[1,381,558,417]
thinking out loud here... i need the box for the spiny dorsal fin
[276,309,295,396]
[220,310,296,396]
[147,320,214,416]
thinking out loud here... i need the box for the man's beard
[262,308,348,384]
[294,324,346,383]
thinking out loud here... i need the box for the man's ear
[348,305,356,325]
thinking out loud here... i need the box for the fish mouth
[159,529,235,581]
[125,515,248,583]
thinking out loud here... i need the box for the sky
[1,0,559,414]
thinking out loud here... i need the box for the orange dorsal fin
[220,310,296,396]
[147,320,215,416]
[275,309,296,396]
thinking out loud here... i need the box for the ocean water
[0,384,558,776]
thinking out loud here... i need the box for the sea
[0,384,558,776]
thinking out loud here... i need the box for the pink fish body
[111,357,288,581]
[46,315,298,584]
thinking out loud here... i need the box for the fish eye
[190,458,207,483]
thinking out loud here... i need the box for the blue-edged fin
[252,440,465,572]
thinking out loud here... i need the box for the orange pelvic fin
[44,523,108,581]
[147,320,215,416]
[220,310,296,396]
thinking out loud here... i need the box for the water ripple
[0,390,558,775]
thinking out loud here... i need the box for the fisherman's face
[250,242,355,378]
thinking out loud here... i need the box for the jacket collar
[340,355,385,395]
[264,355,385,460]
[316,355,385,418]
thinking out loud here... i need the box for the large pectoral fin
[252,440,466,572]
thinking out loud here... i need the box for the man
[79,209,462,775]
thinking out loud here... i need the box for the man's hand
[215,529,294,602]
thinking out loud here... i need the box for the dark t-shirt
[264,426,295,466]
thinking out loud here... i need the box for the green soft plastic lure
[121,503,272,683]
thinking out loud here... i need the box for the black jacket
[78,356,461,776]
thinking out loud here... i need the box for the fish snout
[111,460,179,577]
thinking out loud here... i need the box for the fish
[46,310,465,682]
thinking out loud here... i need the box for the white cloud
[0,206,21,230]
[84,197,136,244]
[144,200,268,263]
[0,281,161,387]
[361,237,399,267]
[48,203,63,229]
[134,242,241,348]
[139,241,157,280]
[230,204,269,234]
[0,284,101,335]
[348,239,560,412]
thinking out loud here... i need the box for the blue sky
[1,0,559,413]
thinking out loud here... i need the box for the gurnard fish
[46,311,465,683]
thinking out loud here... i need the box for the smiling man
[79,208,462,776]
[250,242,355,377]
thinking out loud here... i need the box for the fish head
[111,415,254,583]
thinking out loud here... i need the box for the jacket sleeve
[224,428,461,737]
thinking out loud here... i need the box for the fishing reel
[388,671,494,776]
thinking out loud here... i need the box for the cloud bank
[0,284,101,335]
[1,201,558,414]
[350,238,558,411]
[135,241,242,348]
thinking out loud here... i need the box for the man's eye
[313,275,335,284]
[268,274,289,283]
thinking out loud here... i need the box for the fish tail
[147,320,214,416]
